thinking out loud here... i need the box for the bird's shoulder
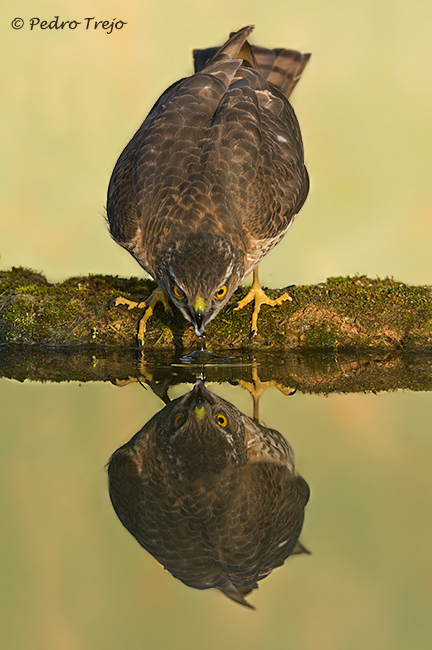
[107,58,308,266]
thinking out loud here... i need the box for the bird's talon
[248,329,257,345]
[225,302,239,314]
[281,287,297,304]
[165,306,175,321]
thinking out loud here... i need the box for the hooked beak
[188,381,214,420]
[194,309,204,335]
[193,296,206,336]
[186,380,215,407]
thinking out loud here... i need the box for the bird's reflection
[108,379,309,608]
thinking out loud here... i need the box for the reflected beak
[194,404,206,420]
[186,380,215,407]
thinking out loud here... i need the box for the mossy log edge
[1,266,432,351]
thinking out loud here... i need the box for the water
[1,349,431,650]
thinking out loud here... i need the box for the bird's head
[154,233,245,336]
[154,380,246,476]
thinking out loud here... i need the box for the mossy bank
[1,266,432,351]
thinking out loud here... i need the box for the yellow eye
[174,413,185,427]
[215,285,227,300]
[215,413,228,428]
[173,285,184,300]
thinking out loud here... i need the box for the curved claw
[165,304,175,321]
[225,301,239,314]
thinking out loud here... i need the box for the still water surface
[1,353,431,650]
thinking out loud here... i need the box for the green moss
[1,267,432,351]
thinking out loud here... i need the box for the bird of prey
[107,26,310,348]
[108,380,310,608]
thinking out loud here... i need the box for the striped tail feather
[193,26,310,100]
[253,46,311,99]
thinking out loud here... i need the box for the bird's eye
[215,413,228,427]
[174,413,185,427]
[173,285,185,300]
[215,285,227,300]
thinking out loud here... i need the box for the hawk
[107,26,310,347]
[108,380,310,607]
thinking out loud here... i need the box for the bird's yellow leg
[234,267,293,339]
[113,287,173,349]
[238,364,296,421]
[111,367,172,403]
[111,366,153,388]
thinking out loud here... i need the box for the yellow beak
[194,296,206,313]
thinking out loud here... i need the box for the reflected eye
[173,285,185,300]
[174,413,185,427]
[215,413,228,427]
[215,285,227,300]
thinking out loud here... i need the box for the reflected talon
[110,370,173,404]
[235,267,293,339]
[111,376,140,388]
[239,363,296,421]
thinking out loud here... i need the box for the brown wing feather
[106,79,184,272]
[107,26,310,278]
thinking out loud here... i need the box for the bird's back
[107,26,310,279]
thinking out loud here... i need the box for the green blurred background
[2,0,431,286]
